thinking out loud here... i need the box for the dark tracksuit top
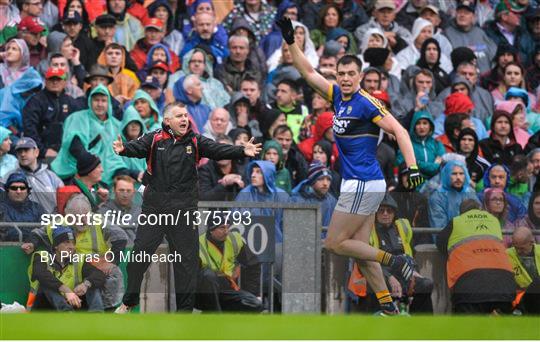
[119,124,247,310]
[119,124,246,212]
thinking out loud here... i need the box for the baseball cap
[45,67,67,80]
[420,4,440,15]
[18,16,45,34]
[15,137,38,150]
[95,14,116,27]
[149,61,169,72]
[63,11,82,24]
[374,0,396,10]
[456,0,476,12]
[144,17,164,31]
[141,75,160,89]
[495,0,526,14]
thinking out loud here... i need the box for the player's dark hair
[337,55,363,73]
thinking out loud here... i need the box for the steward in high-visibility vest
[507,245,540,289]
[197,219,263,312]
[25,195,127,310]
[26,226,106,311]
[436,199,516,314]
[27,217,126,265]
[506,226,540,314]
[348,219,413,298]
[347,195,434,313]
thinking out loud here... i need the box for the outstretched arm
[277,17,331,98]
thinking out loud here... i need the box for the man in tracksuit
[113,102,261,312]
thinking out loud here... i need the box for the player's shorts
[335,179,386,215]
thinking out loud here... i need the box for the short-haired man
[198,135,246,201]
[172,74,211,131]
[349,195,433,313]
[478,164,527,223]
[47,53,85,98]
[62,11,95,72]
[528,148,540,189]
[437,199,515,314]
[88,14,138,72]
[240,76,265,121]
[3,137,64,213]
[98,43,140,105]
[272,78,308,143]
[16,16,47,67]
[215,35,263,93]
[484,0,534,66]
[444,0,497,74]
[277,17,421,315]
[180,12,228,64]
[22,67,80,160]
[507,227,540,314]
[130,17,180,71]
[0,172,45,242]
[197,217,262,312]
[106,0,144,51]
[28,226,106,311]
[436,62,494,124]
[98,175,141,244]
[113,102,261,313]
[354,0,412,55]
[203,108,232,141]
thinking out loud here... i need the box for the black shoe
[375,301,400,316]
[390,254,415,282]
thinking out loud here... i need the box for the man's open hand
[243,137,262,157]
[113,135,124,155]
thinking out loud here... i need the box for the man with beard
[429,160,477,229]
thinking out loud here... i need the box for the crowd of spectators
[0,0,539,314]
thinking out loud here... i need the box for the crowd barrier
[1,202,536,313]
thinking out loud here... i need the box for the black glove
[405,165,424,190]
[276,17,295,45]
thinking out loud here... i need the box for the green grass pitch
[1,314,539,340]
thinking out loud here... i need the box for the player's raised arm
[277,17,331,98]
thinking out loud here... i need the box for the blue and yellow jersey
[327,84,390,181]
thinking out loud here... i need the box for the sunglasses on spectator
[379,207,394,214]
[8,185,28,191]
